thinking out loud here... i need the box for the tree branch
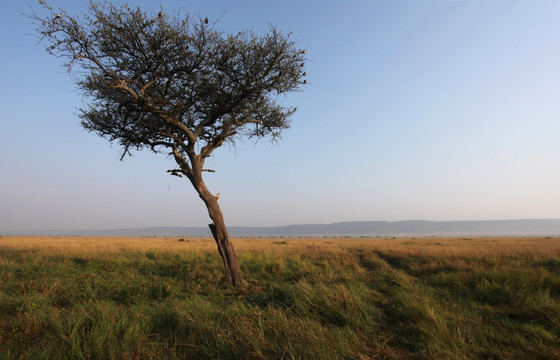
[167,169,183,177]
[170,145,193,177]
[140,79,157,98]
[113,79,138,100]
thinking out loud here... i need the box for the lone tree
[30,1,306,286]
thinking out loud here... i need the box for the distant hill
[7,219,560,237]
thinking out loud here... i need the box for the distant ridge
[6,219,560,237]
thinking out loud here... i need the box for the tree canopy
[32,1,306,165]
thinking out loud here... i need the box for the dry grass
[1,235,559,359]
[1,235,559,257]
[0,236,216,256]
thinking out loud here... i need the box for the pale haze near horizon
[1,0,559,233]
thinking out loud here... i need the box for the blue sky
[1,0,560,232]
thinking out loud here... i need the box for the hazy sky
[1,0,560,232]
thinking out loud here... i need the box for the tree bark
[204,196,243,286]
[183,154,243,286]
[192,183,242,286]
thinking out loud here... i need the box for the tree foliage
[31,0,306,167]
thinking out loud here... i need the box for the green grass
[1,237,559,359]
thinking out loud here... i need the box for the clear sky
[1,0,560,232]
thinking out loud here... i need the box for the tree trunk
[199,191,243,286]
[185,158,243,286]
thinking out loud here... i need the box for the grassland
[1,235,559,359]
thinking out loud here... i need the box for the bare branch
[112,79,138,100]
[140,79,157,98]
[167,169,183,177]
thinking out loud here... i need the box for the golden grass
[1,235,559,258]
[1,235,559,359]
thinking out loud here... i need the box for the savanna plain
[1,235,559,359]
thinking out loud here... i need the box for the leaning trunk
[201,193,243,286]
[186,159,243,286]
